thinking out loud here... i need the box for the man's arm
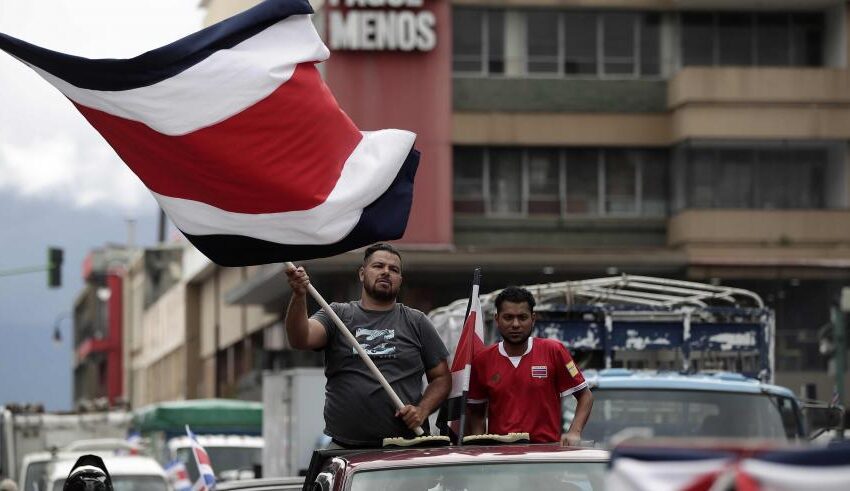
[562,388,593,446]
[465,402,487,436]
[283,265,328,350]
[396,360,451,430]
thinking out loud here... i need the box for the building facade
[110,0,850,406]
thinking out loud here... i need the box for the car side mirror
[802,403,845,439]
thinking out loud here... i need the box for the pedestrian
[466,286,593,445]
[284,242,451,448]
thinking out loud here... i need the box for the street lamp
[53,312,71,345]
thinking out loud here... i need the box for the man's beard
[365,279,398,302]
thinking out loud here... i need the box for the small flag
[186,426,216,491]
[165,460,193,491]
[436,268,486,444]
[531,365,548,378]
[0,0,419,266]
[830,387,840,407]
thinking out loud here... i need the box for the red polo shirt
[468,337,587,443]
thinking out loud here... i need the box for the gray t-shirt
[311,301,449,446]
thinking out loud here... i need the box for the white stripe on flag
[449,365,471,399]
[152,129,414,243]
[605,457,731,491]
[741,458,850,490]
[29,15,327,135]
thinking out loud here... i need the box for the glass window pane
[527,11,559,73]
[682,13,714,66]
[790,13,824,66]
[756,149,826,209]
[641,150,668,215]
[687,148,716,208]
[756,13,790,66]
[453,147,484,214]
[489,149,522,214]
[603,13,636,75]
[640,13,661,75]
[715,149,755,208]
[488,11,505,74]
[605,150,638,214]
[566,150,599,214]
[453,9,484,72]
[718,13,753,65]
[564,13,597,75]
[528,149,560,215]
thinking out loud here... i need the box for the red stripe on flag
[73,63,362,214]
[450,311,485,373]
[194,447,211,466]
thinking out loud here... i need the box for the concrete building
[115,0,850,404]
[73,245,135,407]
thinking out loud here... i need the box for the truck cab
[564,369,805,445]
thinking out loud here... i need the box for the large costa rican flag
[0,0,418,266]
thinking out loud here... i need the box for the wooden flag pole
[285,262,425,436]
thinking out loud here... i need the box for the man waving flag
[437,268,486,443]
[0,0,418,266]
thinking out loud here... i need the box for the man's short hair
[494,286,536,313]
[363,242,402,264]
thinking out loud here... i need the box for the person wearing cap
[63,455,113,491]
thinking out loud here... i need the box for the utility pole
[836,288,849,408]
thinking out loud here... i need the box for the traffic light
[48,247,63,288]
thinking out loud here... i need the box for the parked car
[303,444,609,491]
[44,456,167,491]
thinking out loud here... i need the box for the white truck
[261,368,325,478]
[0,405,133,484]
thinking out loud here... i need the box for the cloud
[0,0,205,214]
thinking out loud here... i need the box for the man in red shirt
[467,286,593,445]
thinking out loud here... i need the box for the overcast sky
[0,0,206,410]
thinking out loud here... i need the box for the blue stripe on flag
[0,0,313,91]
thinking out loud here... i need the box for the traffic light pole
[0,265,48,276]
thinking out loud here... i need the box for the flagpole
[285,261,425,436]
[457,267,481,445]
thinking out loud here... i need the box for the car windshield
[53,476,167,491]
[176,447,261,481]
[24,461,48,491]
[564,389,791,443]
[349,462,606,491]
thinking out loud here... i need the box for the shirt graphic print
[354,327,397,358]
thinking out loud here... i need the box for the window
[489,149,523,214]
[452,9,505,74]
[565,150,599,214]
[563,12,598,75]
[453,148,485,213]
[454,147,669,217]
[603,13,637,75]
[681,11,824,67]
[684,146,828,209]
[527,149,561,214]
[527,11,559,73]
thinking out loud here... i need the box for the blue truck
[430,274,844,443]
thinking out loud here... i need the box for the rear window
[349,461,606,491]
